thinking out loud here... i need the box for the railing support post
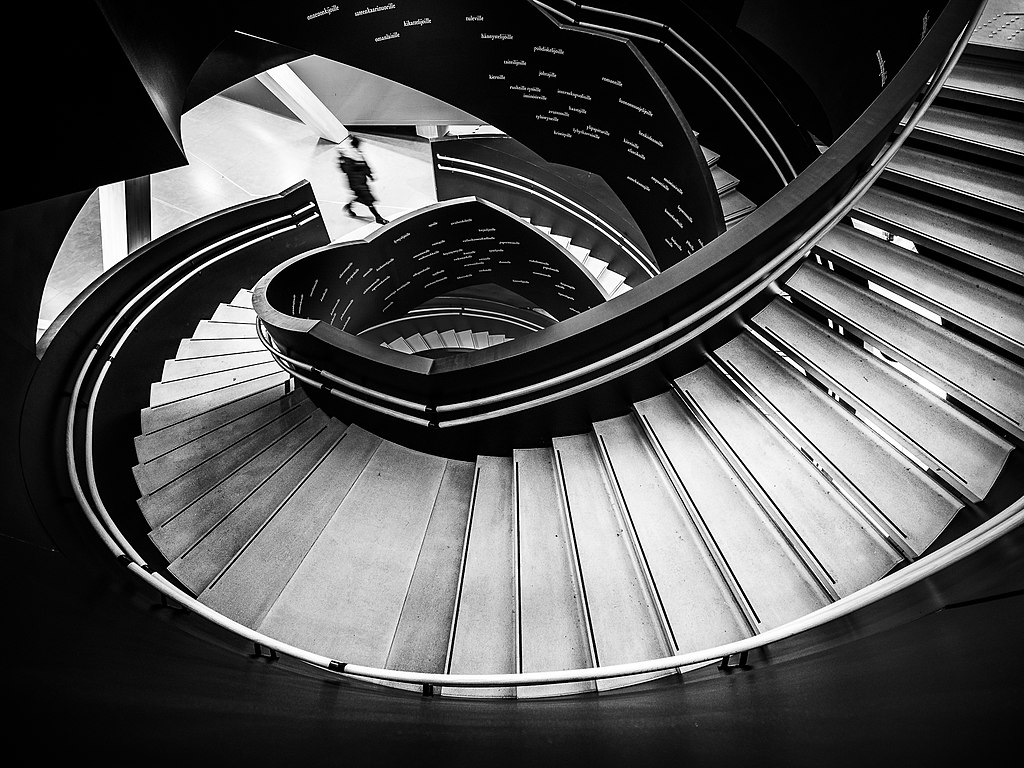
[719,650,749,671]
[253,642,279,661]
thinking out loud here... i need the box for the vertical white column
[415,125,448,139]
[99,176,151,270]
[99,181,129,270]
[256,64,349,143]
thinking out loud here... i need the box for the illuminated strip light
[435,155,658,276]
[867,281,943,325]
[865,342,948,400]
[851,218,919,252]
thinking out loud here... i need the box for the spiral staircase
[126,27,1022,699]
[9,0,1024,762]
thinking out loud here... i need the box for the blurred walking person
[337,135,388,224]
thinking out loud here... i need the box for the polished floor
[38,93,441,342]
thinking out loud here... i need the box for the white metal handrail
[65,4,1010,695]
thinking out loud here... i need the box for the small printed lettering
[307,4,339,21]
[619,98,652,116]
[354,3,394,16]
[627,176,651,192]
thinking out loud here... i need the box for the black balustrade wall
[682,0,952,144]
[239,1,720,272]
[431,135,657,286]
[542,0,820,204]
[261,198,605,335]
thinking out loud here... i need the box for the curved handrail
[71,309,1024,688]
[257,0,980,430]
[64,0,1011,695]
[66,215,1024,690]
[534,0,797,183]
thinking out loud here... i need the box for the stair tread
[884,145,1024,224]
[160,418,344,576]
[714,331,961,556]
[149,361,284,407]
[911,104,1024,165]
[211,304,257,324]
[199,424,383,628]
[387,336,415,354]
[445,455,518,697]
[230,289,254,308]
[855,186,1024,286]
[386,460,476,674]
[515,447,595,697]
[257,440,448,667]
[788,260,1024,438]
[192,319,260,340]
[943,58,1024,109]
[135,384,293,463]
[406,333,430,353]
[140,371,291,433]
[593,416,750,652]
[175,337,267,359]
[633,391,829,632]
[162,350,274,382]
[816,223,1024,358]
[674,366,902,596]
[752,299,1013,502]
[720,189,757,221]
[551,433,671,673]
[134,389,310,494]
[711,164,740,194]
[598,269,627,294]
[137,400,322,526]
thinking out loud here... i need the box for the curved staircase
[129,33,1022,699]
